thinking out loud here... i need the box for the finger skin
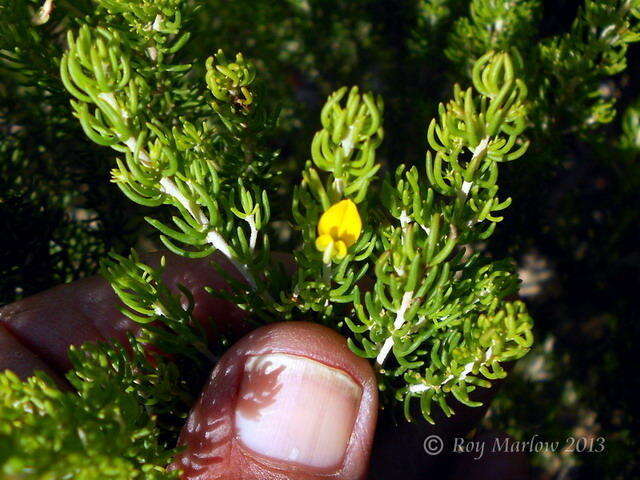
[173,322,378,480]
[0,325,64,384]
[145,252,252,338]
[0,281,108,372]
[0,252,251,373]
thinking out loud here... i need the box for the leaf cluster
[0,338,184,479]
[342,52,532,421]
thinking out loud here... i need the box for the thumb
[174,321,378,480]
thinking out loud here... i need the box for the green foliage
[0,250,220,477]
[401,299,532,421]
[287,86,382,318]
[535,0,640,132]
[204,49,280,188]
[101,250,216,362]
[59,15,275,295]
[60,7,532,424]
[308,86,383,203]
[412,0,469,53]
[0,339,183,479]
[343,52,532,421]
[0,0,60,89]
[0,0,140,303]
[448,0,640,135]
[446,0,542,71]
[620,97,640,153]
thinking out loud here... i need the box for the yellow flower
[315,199,362,263]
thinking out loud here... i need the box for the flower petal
[315,234,333,253]
[317,199,362,247]
[334,241,347,259]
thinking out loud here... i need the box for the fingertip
[175,322,377,480]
